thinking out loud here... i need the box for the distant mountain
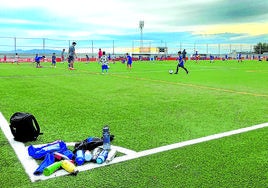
[0,49,62,54]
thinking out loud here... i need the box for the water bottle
[91,147,102,162]
[54,152,70,161]
[61,160,79,175]
[103,126,110,150]
[43,161,62,176]
[106,149,117,163]
[84,150,92,162]
[75,150,85,166]
[96,150,109,164]
[86,137,94,143]
[61,150,74,160]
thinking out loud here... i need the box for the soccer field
[0,60,268,187]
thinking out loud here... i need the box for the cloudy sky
[0,0,268,46]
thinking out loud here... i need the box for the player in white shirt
[100,51,109,73]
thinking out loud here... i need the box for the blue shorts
[102,65,108,70]
[179,62,184,67]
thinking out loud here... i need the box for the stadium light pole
[112,40,114,55]
[14,37,16,53]
[139,21,144,52]
[43,38,45,55]
[91,40,94,58]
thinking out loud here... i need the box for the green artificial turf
[0,60,267,187]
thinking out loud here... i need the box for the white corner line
[0,112,267,182]
[0,112,40,182]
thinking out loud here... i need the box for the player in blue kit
[51,53,56,67]
[195,50,199,63]
[126,53,132,69]
[210,54,214,63]
[175,51,188,74]
[237,53,242,63]
[35,54,45,68]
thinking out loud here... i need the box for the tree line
[254,42,268,54]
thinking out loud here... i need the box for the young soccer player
[225,54,228,61]
[195,50,199,63]
[61,49,65,62]
[182,49,187,62]
[175,51,189,74]
[237,53,242,63]
[98,48,103,64]
[86,54,90,64]
[13,53,19,64]
[100,51,109,73]
[210,54,214,63]
[51,53,56,68]
[126,53,132,69]
[35,54,45,68]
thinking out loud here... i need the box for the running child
[175,51,189,74]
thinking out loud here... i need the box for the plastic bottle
[54,152,70,161]
[75,150,85,166]
[43,161,62,176]
[61,150,74,160]
[61,160,79,175]
[91,147,102,162]
[102,126,111,150]
[84,150,92,162]
[106,149,117,163]
[96,150,109,164]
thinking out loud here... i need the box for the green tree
[254,42,268,54]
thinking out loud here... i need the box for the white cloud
[0,18,40,25]
[0,0,267,42]
[192,23,268,36]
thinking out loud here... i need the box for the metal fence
[0,37,258,59]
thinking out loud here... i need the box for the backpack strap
[31,115,43,136]
[9,112,22,138]
[10,122,17,137]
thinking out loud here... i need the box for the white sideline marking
[0,112,267,182]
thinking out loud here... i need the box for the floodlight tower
[139,20,144,51]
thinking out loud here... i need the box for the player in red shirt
[98,48,103,64]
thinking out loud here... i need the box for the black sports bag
[10,112,43,142]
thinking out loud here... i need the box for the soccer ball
[169,70,173,74]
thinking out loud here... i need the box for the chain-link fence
[0,37,260,60]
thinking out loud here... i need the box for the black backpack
[10,112,43,142]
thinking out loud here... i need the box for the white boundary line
[0,112,267,182]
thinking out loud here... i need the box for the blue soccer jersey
[127,55,132,64]
[35,56,43,62]
[177,55,184,66]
